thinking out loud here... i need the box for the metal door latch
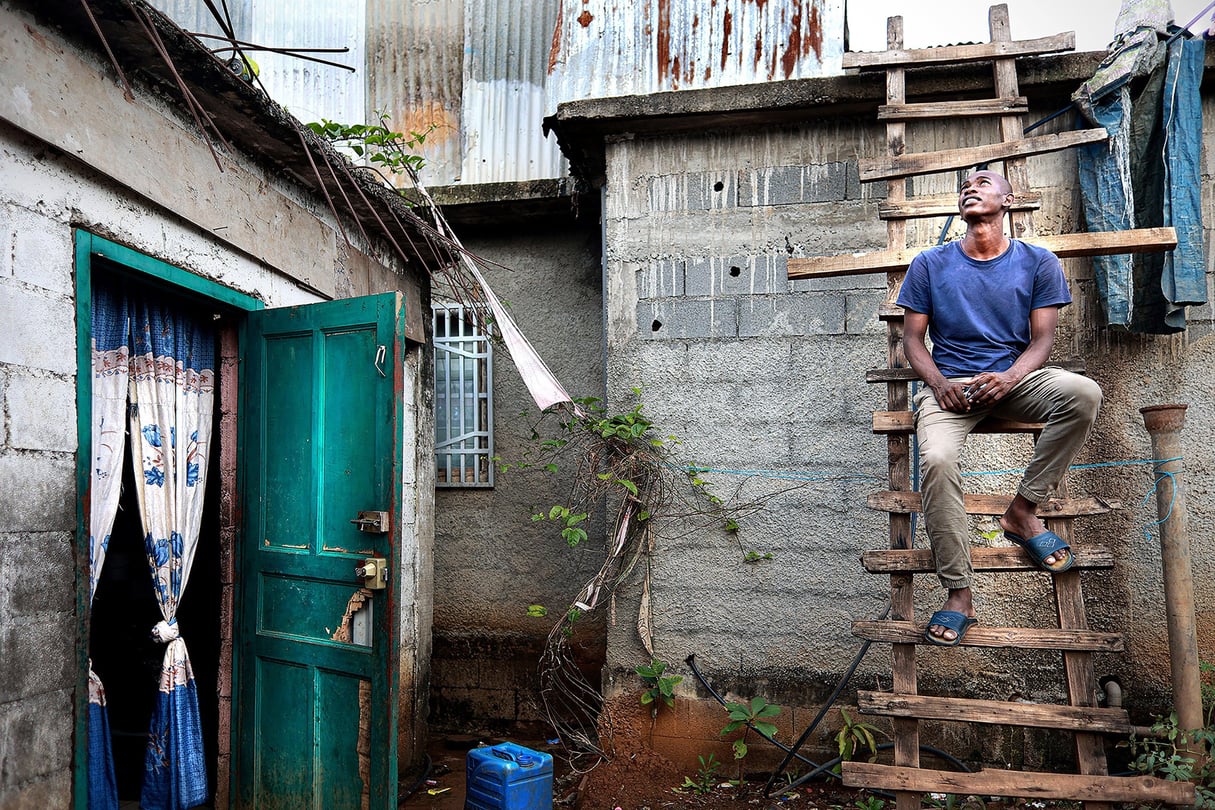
[350,511,390,533]
[355,557,387,590]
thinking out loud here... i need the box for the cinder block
[0,616,75,704]
[0,776,71,810]
[0,689,73,784]
[0,453,76,533]
[684,255,788,297]
[12,211,73,295]
[0,531,74,619]
[639,299,738,340]
[636,259,685,299]
[737,294,847,338]
[0,281,75,374]
[6,373,76,451]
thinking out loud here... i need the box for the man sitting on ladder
[896,168,1103,646]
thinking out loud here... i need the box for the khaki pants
[913,367,1103,590]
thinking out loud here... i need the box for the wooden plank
[881,21,921,810]
[878,97,1028,121]
[851,621,1125,652]
[866,358,1086,382]
[878,192,1040,220]
[842,32,1076,70]
[867,491,1117,517]
[857,691,1132,733]
[873,410,1044,435]
[841,763,1195,805]
[861,546,1115,574]
[787,228,1177,279]
[990,4,1035,240]
[859,129,1107,182]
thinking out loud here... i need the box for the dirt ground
[400,732,872,810]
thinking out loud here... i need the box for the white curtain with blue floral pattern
[87,280,128,810]
[127,296,214,810]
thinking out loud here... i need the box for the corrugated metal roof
[155,0,846,187]
[367,0,466,186]
[546,0,845,103]
[149,0,363,125]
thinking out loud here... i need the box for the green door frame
[72,230,263,810]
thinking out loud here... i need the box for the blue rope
[1139,457,1184,540]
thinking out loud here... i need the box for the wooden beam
[850,621,1125,652]
[878,192,1040,220]
[859,129,1108,182]
[861,546,1115,574]
[865,358,1086,382]
[787,228,1178,279]
[878,97,1028,121]
[841,763,1195,805]
[842,32,1076,70]
[867,491,1117,517]
[873,411,1044,435]
[857,691,1132,733]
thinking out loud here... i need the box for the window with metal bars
[433,302,493,486]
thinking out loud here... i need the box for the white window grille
[433,302,493,486]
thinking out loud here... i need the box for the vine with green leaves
[1123,660,1215,807]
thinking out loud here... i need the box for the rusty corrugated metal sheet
[462,0,565,183]
[367,0,466,186]
[546,0,844,102]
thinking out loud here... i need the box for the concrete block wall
[597,95,1215,768]
[430,222,608,732]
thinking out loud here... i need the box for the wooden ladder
[787,6,1192,808]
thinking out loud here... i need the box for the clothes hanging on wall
[1075,23,1207,334]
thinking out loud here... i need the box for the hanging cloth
[127,294,215,810]
[87,279,128,810]
[1075,4,1207,332]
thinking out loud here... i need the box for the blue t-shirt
[896,239,1071,377]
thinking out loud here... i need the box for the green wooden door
[235,293,406,810]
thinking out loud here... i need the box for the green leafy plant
[531,504,589,547]
[306,111,434,181]
[853,795,887,810]
[834,707,884,772]
[636,659,682,717]
[677,753,721,795]
[1122,661,1215,808]
[720,696,781,782]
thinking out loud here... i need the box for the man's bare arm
[903,310,971,413]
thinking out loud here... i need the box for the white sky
[846,0,1214,52]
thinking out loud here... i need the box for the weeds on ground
[1122,660,1215,808]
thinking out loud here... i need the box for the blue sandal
[924,610,978,647]
[1005,530,1074,573]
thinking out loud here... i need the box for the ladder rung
[841,762,1195,805]
[859,129,1108,183]
[878,97,1029,121]
[878,192,1040,220]
[862,546,1115,574]
[873,410,1043,434]
[857,691,1132,733]
[867,491,1118,517]
[851,620,1124,652]
[842,32,1076,70]
[787,228,1177,279]
[866,360,1088,383]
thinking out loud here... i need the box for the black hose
[397,752,433,804]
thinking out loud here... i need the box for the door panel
[236,294,404,810]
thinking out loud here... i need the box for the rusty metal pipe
[1139,404,1205,753]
